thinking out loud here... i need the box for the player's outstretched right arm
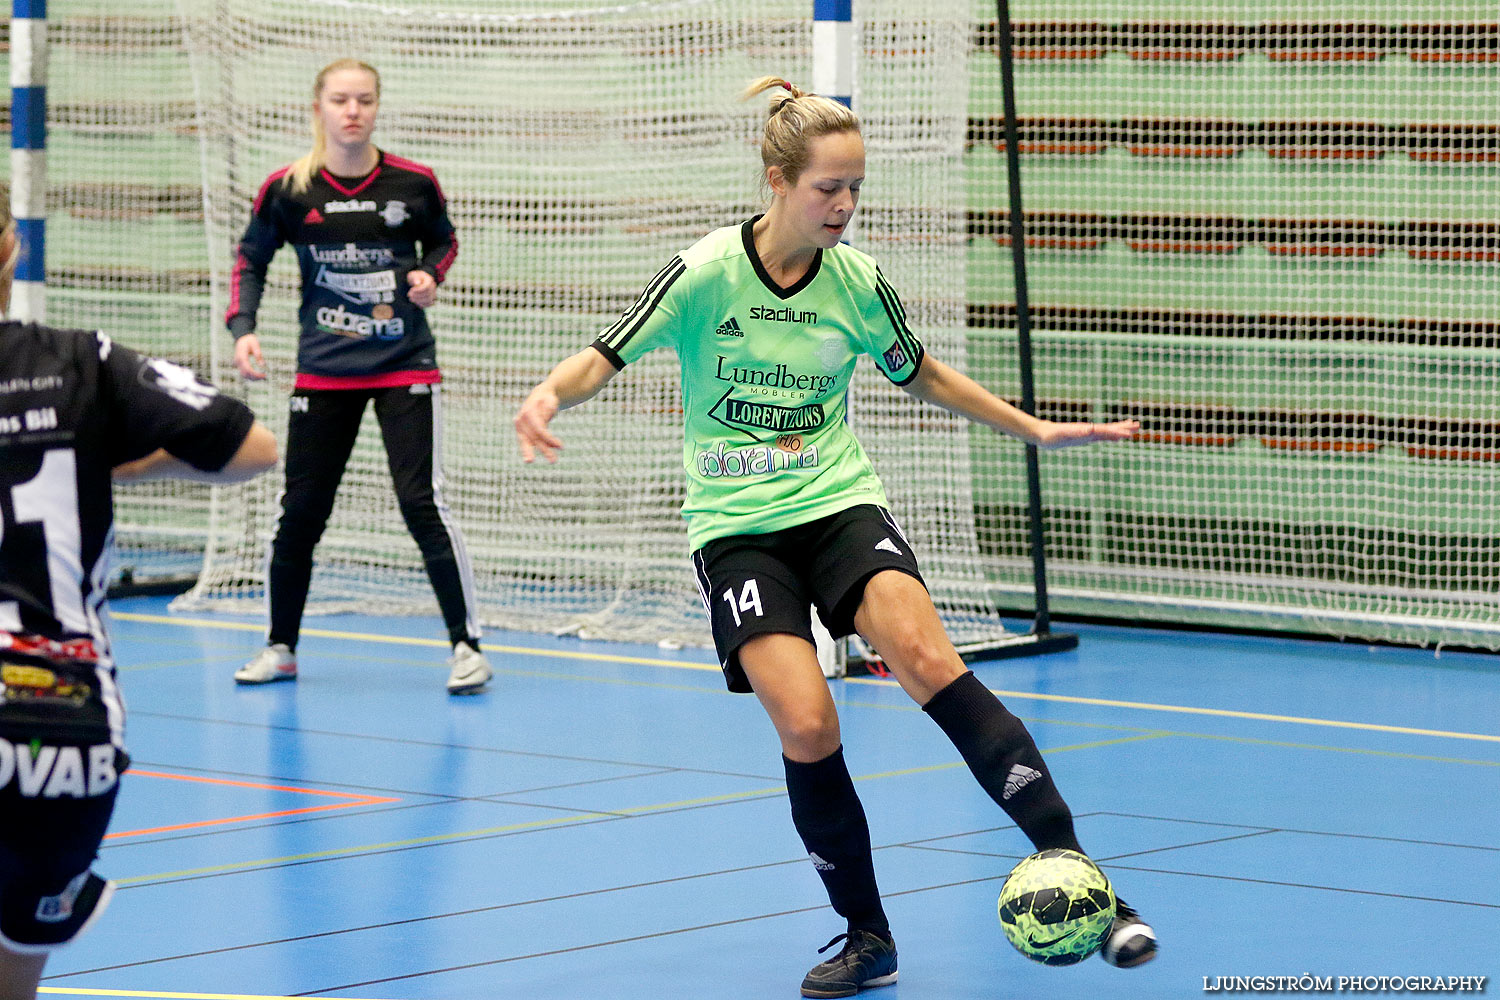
[514,347,618,463]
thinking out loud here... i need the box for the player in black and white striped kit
[226,58,491,694]
[0,191,278,999]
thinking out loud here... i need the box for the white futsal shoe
[234,643,297,684]
[446,644,492,695]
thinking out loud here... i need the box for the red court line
[106,770,400,840]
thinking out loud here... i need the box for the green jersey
[591,217,926,549]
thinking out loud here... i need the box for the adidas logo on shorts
[1002,763,1042,800]
[809,851,836,871]
[875,537,902,556]
[715,317,744,337]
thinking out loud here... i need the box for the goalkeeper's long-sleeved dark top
[225,150,458,389]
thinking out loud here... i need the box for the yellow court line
[112,611,1500,743]
[853,678,1500,745]
[40,991,400,1000]
[111,611,717,670]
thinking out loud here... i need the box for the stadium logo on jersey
[0,740,120,799]
[324,199,377,214]
[304,207,326,225]
[315,304,406,341]
[310,244,397,267]
[314,266,398,305]
[139,359,218,411]
[750,305,817,324]
[381,200,410,227]
[714,317,744,337]
[882,340,909,372]
[714,357,836,397]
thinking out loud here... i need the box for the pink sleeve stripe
[432,232,458,283]
[252,167,291,213]
[384,153,447,204]
[225,250,248,323]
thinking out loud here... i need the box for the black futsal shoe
[800,928,898,998]
[1100,898,1158,967]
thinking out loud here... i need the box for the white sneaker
[235,643,297,684]
[446,644,492,695]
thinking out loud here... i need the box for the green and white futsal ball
[997,849,1116,966]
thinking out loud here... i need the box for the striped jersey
[0,322,255,747]
[226,150,458,389]
[592,217,925,549]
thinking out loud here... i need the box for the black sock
[783,747,890,935]
[422,554,476,649]
[922,671,1084,855]
[267,551,312,651]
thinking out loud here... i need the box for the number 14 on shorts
[722,579,764,626]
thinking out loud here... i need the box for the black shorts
[691,504,925,693]
[0,661,125,952]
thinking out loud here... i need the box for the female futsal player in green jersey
[515,77,1155,997]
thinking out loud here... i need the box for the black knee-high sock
[923,671,1084,855]
[783,747,890,935]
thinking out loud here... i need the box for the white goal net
[165,0,1003,648]
[21,0,1498,652]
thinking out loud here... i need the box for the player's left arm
[113,423,277,484]
[410,177,457,308]
[902,355,1139,449]
[98,333,278,480]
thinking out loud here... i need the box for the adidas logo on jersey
[1002,763,1043,801]
[304,207,326,225]
[809,852,836,871]
[715,317,744,337]
[875,537,902,556]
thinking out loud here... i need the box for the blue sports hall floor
[34,595,1500,999]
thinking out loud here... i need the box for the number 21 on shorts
[722,579,763,627]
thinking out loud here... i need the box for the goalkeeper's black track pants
[266,384,480,650]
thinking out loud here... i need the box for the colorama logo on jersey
[715,317,743,337]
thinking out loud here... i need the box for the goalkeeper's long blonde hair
[286,58,381,195]
[740,76,860,190]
